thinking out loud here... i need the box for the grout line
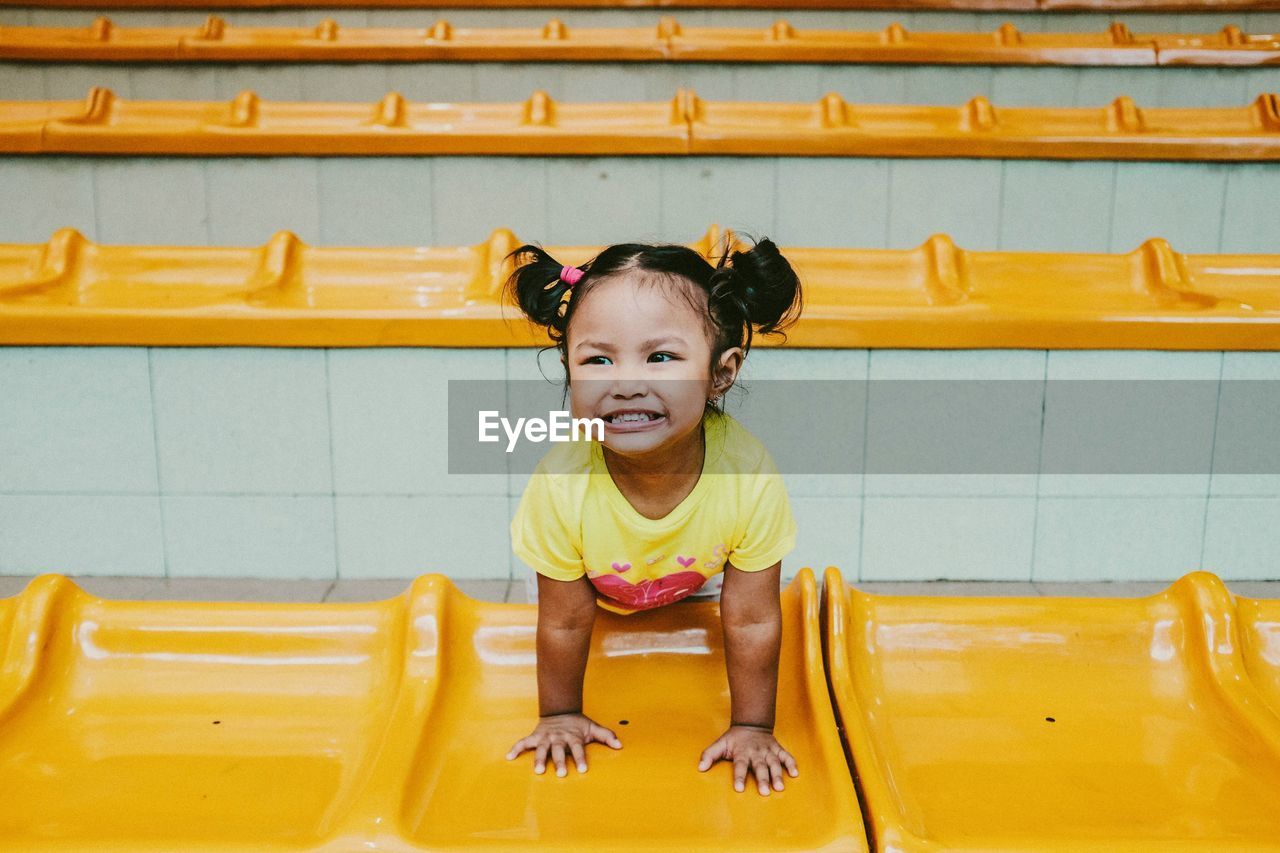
[323,349,341,582]
[1028,350,1049,583]
[1199,352,1225,570]
[146,347,171,579]
[856,352,871,582]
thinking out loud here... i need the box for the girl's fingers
[779,749,799,777]
[534,743,549,775]
[569,740,587,774]
[732,757,749,793]
[752,759,771,796]
[698,739,726,772]
[589,724,622,749]
[506,737,530,760]
[768,756,786,791]
[551,742,568,777]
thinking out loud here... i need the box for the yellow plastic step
[823,568,1280,852]
[1,89,1278,160]
[0,569,867,852]
[0,17,1272,66]
[2,226,1278,349]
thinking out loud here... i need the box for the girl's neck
[601,420,706,520]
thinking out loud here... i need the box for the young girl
[503,235,803,797]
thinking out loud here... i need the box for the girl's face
[565,275,739,461]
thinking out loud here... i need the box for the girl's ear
[713,346,745,397]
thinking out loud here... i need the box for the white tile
[1212,352,1280,496]
[384,64,475,103]
[789,495,861,579]
[1033,497,1206,582]
[657,158,775,243]
[93,159,208,245]
[0,348,157,493]
[774,159,891,248]
[1110,163,1228,254]
[870,349,1046,380]
[335,495,511,579]
[0,495,163,576]
[129,66,218,101]
[901,66,994,105]
[1040,350,1219,496]
[42,65,133,99]
[327,348,507,495]
[205,159,320,245]
[866,350,1043,496]
[1221,164,1280,254]
[213,65,304,101]
[734,349,867,497]
[887,160,1003,250]
[151,349,332,494]
[861,496,1035,581]
[998,160,1114,252]
[989,68,1080,107]
[299,64,389,102]
[1202,498,1280,581]
[474,63,565,101]
[559,64,651,102]
[0,159,97,242]
[163,495,336,578]
[317,158,433,247]
[731,65,823,102]
[546,159,663,245]
[431,158,547,246]
[817,67,907,105]
[0,64,44,101]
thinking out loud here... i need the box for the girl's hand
[506,713,622,777]
[697,725,799,795]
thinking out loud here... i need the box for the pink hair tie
[559,265,584,286]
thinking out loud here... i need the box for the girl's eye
[649,352,679,363]
[582,355,612,366]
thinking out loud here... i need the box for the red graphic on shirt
[589,571,708,611]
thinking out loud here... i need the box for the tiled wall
[3,155,1278,253]
[1,346,1275,582]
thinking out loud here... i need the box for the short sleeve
[728,457,798,573]
[510,466,586,582]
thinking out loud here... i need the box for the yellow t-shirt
[510,410,797,615]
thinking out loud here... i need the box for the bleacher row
[1,17,1277,63]
[2,88,1275,158]
[2,227,1278,347]
[2,568,1280,850]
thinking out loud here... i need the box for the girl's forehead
[570,275,709,340]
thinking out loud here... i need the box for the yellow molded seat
[0,569,866,851]
[822,568,1280,852]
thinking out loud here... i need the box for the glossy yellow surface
[1,89,1277,159]
[1,18,1274,66]
[2,226,1278,349]
[0,570,866,852]
[823,568,1280,853]
[0,0,1272,12]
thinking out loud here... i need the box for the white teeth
[611,412,657,423]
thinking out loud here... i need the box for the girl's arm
[507,574,622,776]
[698,560,800,795]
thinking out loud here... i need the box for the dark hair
[503,235,802,382]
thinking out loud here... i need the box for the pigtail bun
[504,243,574,337]
[709,236,803,352]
